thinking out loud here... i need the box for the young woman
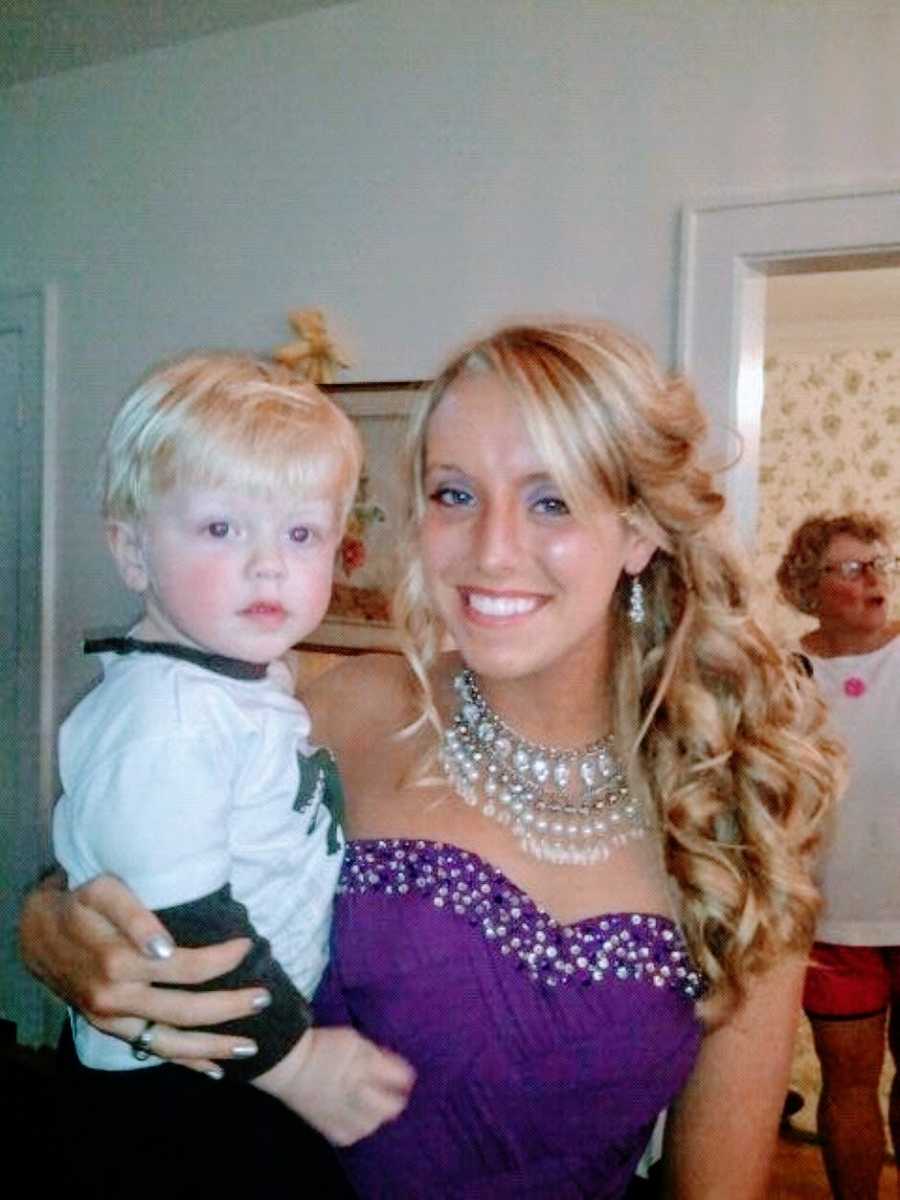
[23,321,842,1198]
[778,513,900,1200]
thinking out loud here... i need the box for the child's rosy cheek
[184,560,231,600]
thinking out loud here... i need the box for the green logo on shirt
[294,747,345,855]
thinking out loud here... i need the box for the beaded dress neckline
[339,837,704,998]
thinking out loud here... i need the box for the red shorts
[803,942,900,1020]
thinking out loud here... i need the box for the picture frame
[303,380,427,653]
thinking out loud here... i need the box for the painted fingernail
[231,1043,258,1059]
[205,1066,224,1081]
[251,991,272,1011]
[143,934,174,961]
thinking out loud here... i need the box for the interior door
[0,289,53,1045]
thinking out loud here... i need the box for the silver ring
[129,1020,157,1061]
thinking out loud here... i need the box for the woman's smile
[460,587,548,622]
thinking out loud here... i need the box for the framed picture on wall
[303,380,427,653]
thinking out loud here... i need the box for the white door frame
[0,284,59,1045]
[677,184,900,546]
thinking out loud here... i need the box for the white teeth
[467,592,538,617]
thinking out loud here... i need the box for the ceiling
[766,262,900,350]
[0,0,349,88]
[767,262,900,325]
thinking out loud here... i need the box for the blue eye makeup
[531,493,570,517]
[430,484,475,508]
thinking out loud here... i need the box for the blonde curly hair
[777,511,892,615]
[393,320,843,1018]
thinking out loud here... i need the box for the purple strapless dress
[314,839,704,1199]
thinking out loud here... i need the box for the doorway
[678,184,900,546]
[679,187,900,1160]
[0,287,57,1046]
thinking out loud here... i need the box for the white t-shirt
[53,643,344,1070]
[807,637,900,946]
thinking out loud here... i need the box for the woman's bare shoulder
[304,653,418,749]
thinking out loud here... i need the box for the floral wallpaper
[755,347,900,644]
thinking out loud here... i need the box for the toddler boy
[53,353,413,1144]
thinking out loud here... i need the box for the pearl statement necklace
[439,669,647,865]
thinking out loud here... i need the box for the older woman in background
[778,512,900,1200]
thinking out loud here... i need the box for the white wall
[2,0,900,737]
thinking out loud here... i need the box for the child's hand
[254,1025,415,1145]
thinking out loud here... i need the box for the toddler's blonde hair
[103,353,362,525]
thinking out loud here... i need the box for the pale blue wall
[2,0,899,722]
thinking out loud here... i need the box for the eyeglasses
[821,555,900,582]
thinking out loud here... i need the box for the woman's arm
[661,955,805,1199]
[17,655,415,1069]
[19,871,268,1069]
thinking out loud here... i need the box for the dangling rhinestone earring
[628,574,645,626]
